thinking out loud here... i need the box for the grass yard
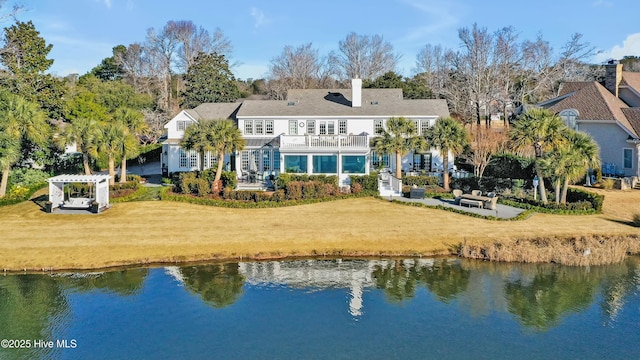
[0,186,639,271]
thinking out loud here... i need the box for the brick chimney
[605,60,623,97]
[351,78,362,107]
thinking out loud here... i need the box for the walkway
[390,196,526,219]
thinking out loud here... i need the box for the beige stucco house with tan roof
[162,79,450,189]
[538,62,640,179]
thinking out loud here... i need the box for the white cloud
[250,7,271,28]
[595,33,640,63]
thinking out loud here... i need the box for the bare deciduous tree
[268,43,323,90]
[140,109,169,144]
[415,44,447,99]
[330,32,400,80]
[461,126,508,178]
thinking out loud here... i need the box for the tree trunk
[120,154,127,183]
[475,101,481,126]
[201,151,206,171]
[108,157,115,185]
[213,151,225,193]
[554,180,561,204]
[395,151,402,179]
[442,149,450,191]
[534,164,548,204]
[560,177,570,204]
[83,152,92,175]
[0,166,10,197]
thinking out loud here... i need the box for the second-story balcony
[279,134,369,149]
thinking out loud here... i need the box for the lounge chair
[452,189,463,205]
[471,189,482,196]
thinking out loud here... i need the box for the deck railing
[280,135,369,149]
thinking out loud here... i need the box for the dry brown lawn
[1,186,639,271]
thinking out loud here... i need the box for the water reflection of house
[238,259,436,317]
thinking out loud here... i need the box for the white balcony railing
[280,135,369,149]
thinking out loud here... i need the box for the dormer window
[559,109,579,130]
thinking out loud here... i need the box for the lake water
[1,257,639,359]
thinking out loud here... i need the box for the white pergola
[47,174,111,212]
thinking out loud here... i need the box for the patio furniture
[460,198,483,208]
[452,189,463,205]
[484,196,499,210]
[410,187,425,199]
[460,193,492,209]
[471,189,482,196]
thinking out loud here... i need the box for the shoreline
[1,188,639,272]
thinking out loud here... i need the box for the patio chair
[484,196,499,210]
[487,192,496,198]
[471,189,482,196]
[452,189,463,205]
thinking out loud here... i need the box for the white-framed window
[339,120,347,135]
[623,148,633,169]
[189,150,198,168]
[179,149,198,168]
[265,120,274,135]
[289,120,298,135]
[244,120,253,135]
[263,151,271,171]
[421,120,430,135]
[179,149,188,168]
[241,150,249,171]
[327,121,335,135]
[559,109,579,130]
[371,150,390,168]
[203,151,215,169]
[319,121,335,135]
[374,119,384,134]
[307,120,316,135]
[177,120,189,131]
[255,120,264,135]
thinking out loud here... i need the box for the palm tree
[510,108,567,204]
[0,134,21,197]
[559,130,600,203]
[0,93,50,197]
[113,108,147,183]
[57,117,99,175]
[181,119,216,172]
[91,122,127,185]
[423,117,468,191]
[209,120,245,192]
[371,117,425,179]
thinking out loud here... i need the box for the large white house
[162,79,451,188]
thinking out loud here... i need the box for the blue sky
[6,0,640,80]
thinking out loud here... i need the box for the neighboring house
[162,79,450,187]
[538,62,640,178]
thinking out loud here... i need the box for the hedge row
[274,174,338,189]
[159,187,373,208]
[349,174,378,192]
[501,187,604,214]
[403,175,441,187]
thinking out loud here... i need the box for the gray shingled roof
[186,103,242,120]
[237,88,450,118]
[543,81,637,137]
